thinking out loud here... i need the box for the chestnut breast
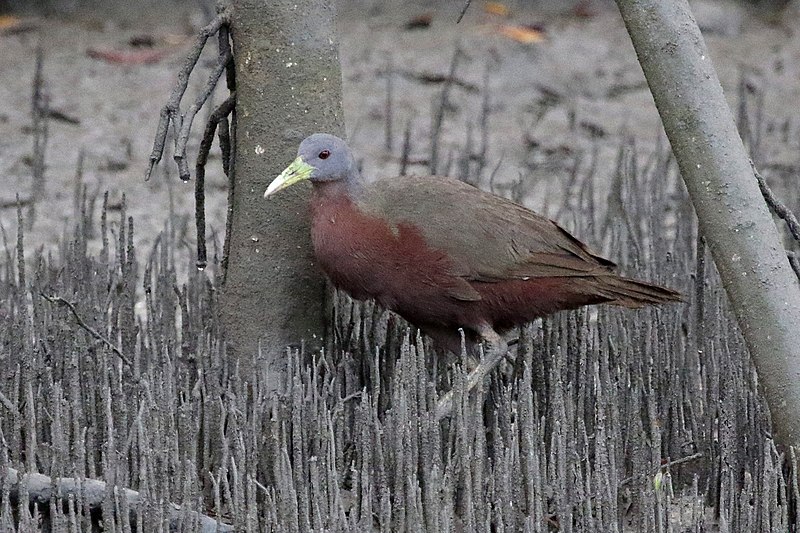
[309,185,483,329]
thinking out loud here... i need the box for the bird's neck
[311,172,364,204]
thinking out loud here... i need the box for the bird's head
[264,133,358,198]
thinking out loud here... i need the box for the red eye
[318,150,331,160]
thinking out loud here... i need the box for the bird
[265,133,682,419]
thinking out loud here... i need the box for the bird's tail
[591,275,683,308]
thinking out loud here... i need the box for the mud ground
[1,0,799,257]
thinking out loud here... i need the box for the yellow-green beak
[264,156,315,198]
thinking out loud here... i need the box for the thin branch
[253,478,271,495]
[477,63,491,177]
[488,152,504,194]
[145,11,229,181]
[789,251,800,280]
[430,45,463,175]
[2,467,232,532]
[40,294,132,366]
[751,160,800,245]
[384,55,394,151]
[619,453,704,487]
[0,197,32,209]
[400,117,413,176]
[331,391,363,420]
[28,43,49,228]
[456,0,473,23]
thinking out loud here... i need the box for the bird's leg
[435,326,508,421]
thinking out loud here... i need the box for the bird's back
[359,174,617,282]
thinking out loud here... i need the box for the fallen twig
[398,70,478,92]
[619,452,704,487]
[456,0,473,23]
[46,108,80,125]
[2,467,232,532]
[0,197,32,209]
[40,294,132,367]
[86,47,169,65]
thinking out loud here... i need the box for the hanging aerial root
[195,94,236,270]
[145,8,231,181]
[144,3,236,273]
[173,50,233,181]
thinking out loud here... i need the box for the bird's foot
[434,327,507,421]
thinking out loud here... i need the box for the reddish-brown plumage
[311,181,480,328]
[309,178,679,353]
[268,133,681,417]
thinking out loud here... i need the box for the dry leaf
[0,14,21,30]
[484,2,510,16]
[162,33,189,46]
[0,16,38,35]
[573,0,598,18]
[128,34,156,48]
[405,13,432,30]
[87,47,168,65]
[497,24,545,44]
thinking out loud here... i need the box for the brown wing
[361,175,616,283]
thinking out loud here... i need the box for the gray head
[264,133,360,198]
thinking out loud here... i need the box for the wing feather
[361,175,615,282]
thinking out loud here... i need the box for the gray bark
[614,0,800,448]
[222,0,344,386]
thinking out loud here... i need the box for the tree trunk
[223,0,344,389]
[614,0,800,449]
